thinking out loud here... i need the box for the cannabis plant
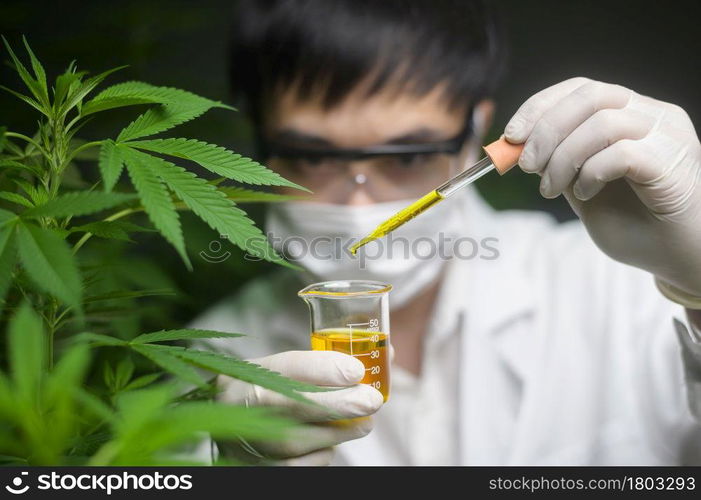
[0,37,322,465]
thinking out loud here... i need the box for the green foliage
[16,222,83,310]
[127,138,308,191]
[0,38,318,465]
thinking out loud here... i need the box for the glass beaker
[298,280,392,402]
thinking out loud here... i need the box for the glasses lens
[270,153,457,202]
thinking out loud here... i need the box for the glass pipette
[350,137,524,255]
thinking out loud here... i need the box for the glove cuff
[655,277,701,310]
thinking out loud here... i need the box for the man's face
[264,84,483,205]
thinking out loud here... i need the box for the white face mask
[265,197,463,308]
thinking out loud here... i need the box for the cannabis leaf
[16,222,82,309]
[83,81,233,116]
[126,138,309,191]
[117,99,228,142]
[98,139,124,192]
[0,221,17,303]
[8,303,45,401]
[69,220,149,242]
[218,186,306,203]
[130,329,244,344]
[91,384,296,465]
[146,345,330,403]
[78,328,329,403]
[119,145,190,268]
[119,146,293,268]
[130,345,208,388]
[22,191,136,218]
[1,35,49,110]
[0,38,314,466]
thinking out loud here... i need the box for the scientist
[191,0,701,465]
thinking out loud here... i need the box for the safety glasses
[262,108,475,202]
[263,115,474,163]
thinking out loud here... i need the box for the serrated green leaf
[74,388,116,424]
[46,343,89,407]
[126,138,309,191]
[54,62,86,107]
[69,219,154,243]
[122,373,161,392]
[130,329,244,344]
[0,224,17,304]
[12,178,43,206]
[110,220,156,233]
[83,288,174,303]
[59,66,127,118]
[21,36,48,105]
[120,147,190,269]
[0,84,49,117]
[218,186,307,203]
[0,208,17,224]
[141,402,295,451]
[0,191,33,208]
[83,81,233,116]
[114,383,173,429]
[103,362,115,390]
[98,139,123,192]
[116,98,225,142]
[9,303,45,401]
[123,148,292,268]
[114,358,135,390]
[22,191,136,218]
[0,159,43,176]
[130,345,207,388]
[73,332,127,347]
[1,36,47,109]
[0,373,17,419]
[155,346,329,405]
[2,136,24,156]
[17,222,82,308]
[68,220,133,242]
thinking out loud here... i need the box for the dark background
[1,0,700,327]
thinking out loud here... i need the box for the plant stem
[66,140,103,163]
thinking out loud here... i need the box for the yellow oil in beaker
[311,328,390,402]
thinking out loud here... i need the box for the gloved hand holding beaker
[215,350,383,465]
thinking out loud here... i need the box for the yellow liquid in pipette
[350,189,444,255]
[311,329,390,402]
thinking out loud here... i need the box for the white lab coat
[190,188,701,465]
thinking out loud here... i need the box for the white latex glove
[504,77,701,297]
[216,350,383,465]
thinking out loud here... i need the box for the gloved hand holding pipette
[504,77,701,305]
[352,76,701,309]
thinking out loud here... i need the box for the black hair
[228,0,506,130]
